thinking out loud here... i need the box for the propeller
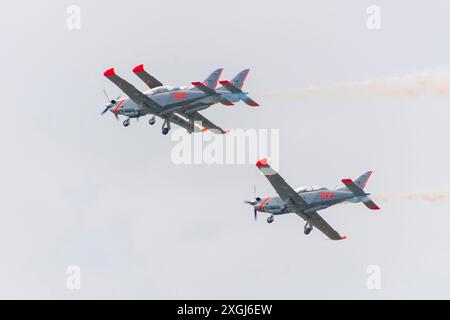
[244,184,261,221]
[101,89,121,118]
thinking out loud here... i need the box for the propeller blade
[101,106,110,115]
[254,208,257,221]
[102,89,110,102]
[114,113,119,120]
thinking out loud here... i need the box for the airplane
[245,158,380,240]
[101,65,259,135]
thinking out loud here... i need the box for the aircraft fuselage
[109,87,247,118]
[255,189,363,215]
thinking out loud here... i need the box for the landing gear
[162,119,171,135]
[304,220,312,235]
[123,118,130,127]
[267,216,274,224]
[149,116,156,125]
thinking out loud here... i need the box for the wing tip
[132,64,144,73]
[256,158,268,167]
[103,68,115,77]
[339,236,347,240]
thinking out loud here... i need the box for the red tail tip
[341,179,352,184]
[219,80,232,85]
[256,158,268,167]
[369,205,380,210]
[339,236,347,240]
[191,81,203,86]
[103,68,115,77]
[133,64,144,73]
[248,102,260,107]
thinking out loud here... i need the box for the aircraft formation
[102,65,258,135]
[101,65,379,240]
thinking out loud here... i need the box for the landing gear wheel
[149,117,155,125]
[162,127,170,135]
[123,119,130,127]
[267,216,274,224]
[304,220,312,235]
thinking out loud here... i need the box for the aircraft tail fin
[355,171,373,190]
[341,178,380,210]
[231,69,250,89]
[202,68,223,89]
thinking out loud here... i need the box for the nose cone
[101,102,114,115]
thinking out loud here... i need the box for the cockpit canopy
[146,85,189,95]
[295,185,326,193]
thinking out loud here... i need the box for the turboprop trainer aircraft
[245,159,380,240]
[102,65,259,135]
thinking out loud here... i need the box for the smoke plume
[266,67,450,98]
[373,189,450,203]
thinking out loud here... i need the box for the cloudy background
[1,0,450,298]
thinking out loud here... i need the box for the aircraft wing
[103,68,163,114]
[132,64,164,89]
[167,114,196,133]
[308,211,346,240]
[179,111,228,134]
[256,159,309,217]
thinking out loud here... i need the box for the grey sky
[1,0,449,298]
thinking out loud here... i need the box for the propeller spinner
[101,89,120,119]
[244,184,262,221]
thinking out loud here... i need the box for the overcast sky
[1,0,450,299]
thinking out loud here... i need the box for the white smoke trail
[265,67,450,98]
[373,189,450,203]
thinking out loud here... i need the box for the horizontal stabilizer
[191,82,217,95]
[341,178,380,210]
[341,178,366,196]
[219,80,260,107]
[362,199,380,210]
[220,98,234,106]
[219,80,242,93]
[242,96,260,107]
